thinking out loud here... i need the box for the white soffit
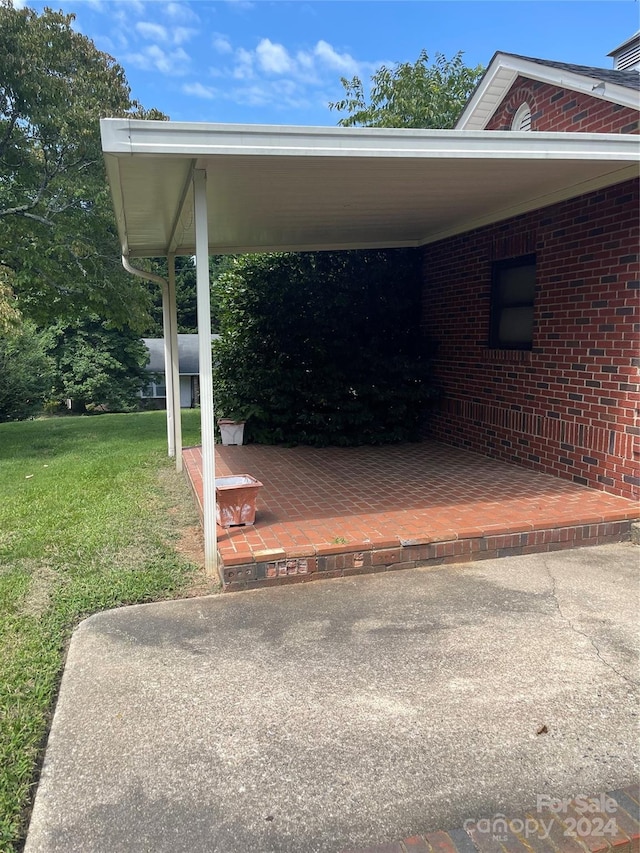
[101,119,639,257]
[456,53,640,130]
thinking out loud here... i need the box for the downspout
[121,255,178,463]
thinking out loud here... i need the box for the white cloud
[228,78,314,112]
[135,20,195,46]
[233,47,254,80]
[136,21,169,43]
[314,40,360,76]
[216,38,366,85]
[121,0,145,14]
[173,27,197,45]
[296,50,315,71]
[204,36,379,117]
[213,34,233,55]
[165,2,199,23]
[225,0,255,10]
[255,39,294,75]
[126,45,191,76]
[183,82,217,100]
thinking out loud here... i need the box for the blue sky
[27,0,640,125]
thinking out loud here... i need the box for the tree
[43,317,150,413]
[141,255,234,337]
[329,50,484,129]
[0,3,164,330]
[0,321,54,421]
[0,263,20,330]
[214,250,435,446]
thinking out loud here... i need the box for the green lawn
[0,409,212,852]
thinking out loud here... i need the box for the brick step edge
[340,785,640,853]
[220,519,638,591]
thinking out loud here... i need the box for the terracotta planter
[218,419,246,446]
[215,474,263,527]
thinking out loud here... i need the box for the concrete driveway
[25,544,639,853]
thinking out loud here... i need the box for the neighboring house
[141,334,219,409]
[421,35,639,501]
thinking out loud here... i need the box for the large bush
[213,250,436,446]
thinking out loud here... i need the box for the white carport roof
[100,119,639,258]
[100,118,639,576]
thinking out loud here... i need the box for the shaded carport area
[98,119,639,577]
[25,544,639,852]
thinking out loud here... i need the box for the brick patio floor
[340,784,640,853]
[183,441,638,590]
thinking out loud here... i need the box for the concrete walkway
[26,544,639,853]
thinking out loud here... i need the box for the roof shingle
[500,52,640,92]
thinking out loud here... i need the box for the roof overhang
[456,52,640,130]
[101,118,639,258]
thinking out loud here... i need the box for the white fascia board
[457,53,640,130]
[608,31,640,56]
[103,152,130,257]
[101,118,638,162]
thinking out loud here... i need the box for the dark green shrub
[214,250,437,446]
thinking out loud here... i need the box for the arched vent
[512,103,532,132]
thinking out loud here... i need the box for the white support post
[193,169,217,575]
[161,283,176,459]
[168,253,183,473]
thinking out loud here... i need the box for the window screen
[490,255,536,350]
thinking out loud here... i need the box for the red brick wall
[485,76,639,133]
[421,178,639,501]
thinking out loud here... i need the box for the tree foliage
[43,317,150,412]
[330,49,483,129]
[141,255,233,336]
[214,251,436,446]
[0,321,54,422]
[0,2,164,329]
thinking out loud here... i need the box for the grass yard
[0,409,213,853]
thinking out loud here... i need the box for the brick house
[421,39,640,501]
[102,36,639,570]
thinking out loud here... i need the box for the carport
[99,119,639,574]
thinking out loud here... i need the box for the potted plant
[218,416,246,446]
[217,404,261,446]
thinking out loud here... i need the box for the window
[490,254,536,350]
[139,379,167,398]
[512,103,532,131]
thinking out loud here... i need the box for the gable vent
[512,103,532,131]
[608,32,640,71]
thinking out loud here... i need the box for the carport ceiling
[100,119,639,258]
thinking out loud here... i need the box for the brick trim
[220,519,637,591]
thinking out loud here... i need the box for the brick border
[340,785,640,853]
[219,519,637,591]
